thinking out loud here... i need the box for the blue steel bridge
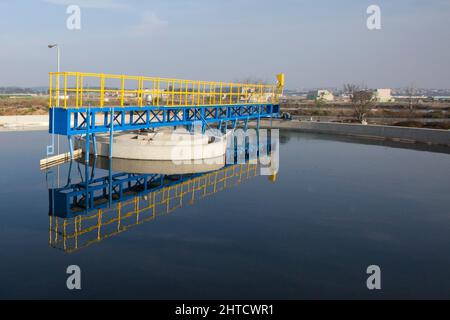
[47,72,284,158]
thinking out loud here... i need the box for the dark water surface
[0,130,450,299]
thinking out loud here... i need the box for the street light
[48,44,60,107]
[47,44,61,166]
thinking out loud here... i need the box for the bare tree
[343,83,359,97]
[343,83,374,123]
[352,91,374,123]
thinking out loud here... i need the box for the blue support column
[91,156,97,180]
[68,135,74,159]
[66,160,73,186]
[84,162,89,213]
[108,158,113,206]
[108,107,114,207]
[201,107,206,134]
[84,111,90,212]
[109,107,114,158]
[47,107,55,156]
[92,133,98,157]
[85,111,90,164]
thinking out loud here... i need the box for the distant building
[307,90,334,102]
[374,89,394,102]
[433,96,450,101]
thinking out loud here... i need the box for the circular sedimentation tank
[75,127,229,161]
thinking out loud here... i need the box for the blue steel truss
[49,103,279,136]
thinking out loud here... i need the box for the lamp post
[48,44,60,107]
[48,44,61,186]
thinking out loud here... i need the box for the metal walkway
[48,72,284,135]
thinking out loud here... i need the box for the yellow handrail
[48,71,284,109]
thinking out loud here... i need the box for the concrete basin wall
[255,120,450,146]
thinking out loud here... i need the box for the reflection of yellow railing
[49,72,284,109]
[49,163,258,253]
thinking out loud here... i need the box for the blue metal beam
[49,103,280,136]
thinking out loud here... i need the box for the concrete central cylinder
[75,127,229,161]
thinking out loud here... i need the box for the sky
[0,0,449,89]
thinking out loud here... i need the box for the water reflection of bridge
[48,131,278,253]
[49,163,260,253]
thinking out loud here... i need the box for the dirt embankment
[280,100,450,129]
[0,97,48,116]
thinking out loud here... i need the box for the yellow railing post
[152,192,156,218]
[74,216,78,250]
[135,197,139,223]
[80,74,84,107]
[209,82,213,105]
[117,202,122,231]
[179,81,183,106]
[171,80,175,106]
[100,74,105,108]
[56,72,60,108]
[185,80,188,105]
[121,75,125,107]
[55,218,59,243]
[63,219,67,251]
[49,215,52,245]
[139,76,144,107]
[78,215,82,232]
[48,73,53,108]
[259,84,263,103]
[97,209,103,240]
[75,72,79,108]
[64,73,67,108]
[166,187,171,213]
[157,78,161,106]
[202,82,206,105]
[197,81,201,105]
